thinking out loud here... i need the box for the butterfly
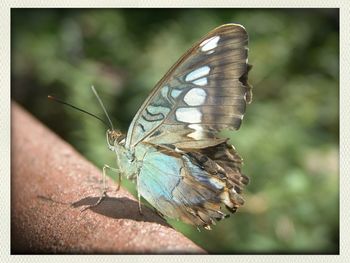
[107,23,252,230]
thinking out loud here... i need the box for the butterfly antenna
[91,85,114,130]
[47,95,110,129]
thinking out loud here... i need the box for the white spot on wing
[209,177,225,190]
[188,124,203,139]
[184,88,206,106]
[175,108,201,123]
[171,89,182,99]
[188,123,203,132]
[200,36,220,52]
[185,66,210,82]
[192,77,208,86]
[220,191,233,208]
[161,85,169,98]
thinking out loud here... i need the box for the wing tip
[215,23,248,34]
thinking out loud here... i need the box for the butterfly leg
[136,173,143,215]
[103,164,121,191]
[81,164,119,211]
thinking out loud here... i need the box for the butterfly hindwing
[137,143,249,228]
[125,24,252,149]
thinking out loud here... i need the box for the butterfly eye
[106,130,125,149]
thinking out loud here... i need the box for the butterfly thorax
[106,129,137,179]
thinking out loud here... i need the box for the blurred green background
[11,9,339,253]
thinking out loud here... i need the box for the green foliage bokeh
[12,8,339,253]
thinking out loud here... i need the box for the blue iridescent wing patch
[110,24,252,229]
[137,143,249,228]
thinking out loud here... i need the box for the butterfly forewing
[125,24,252,149]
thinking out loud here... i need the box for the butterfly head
[106,129,126,150]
